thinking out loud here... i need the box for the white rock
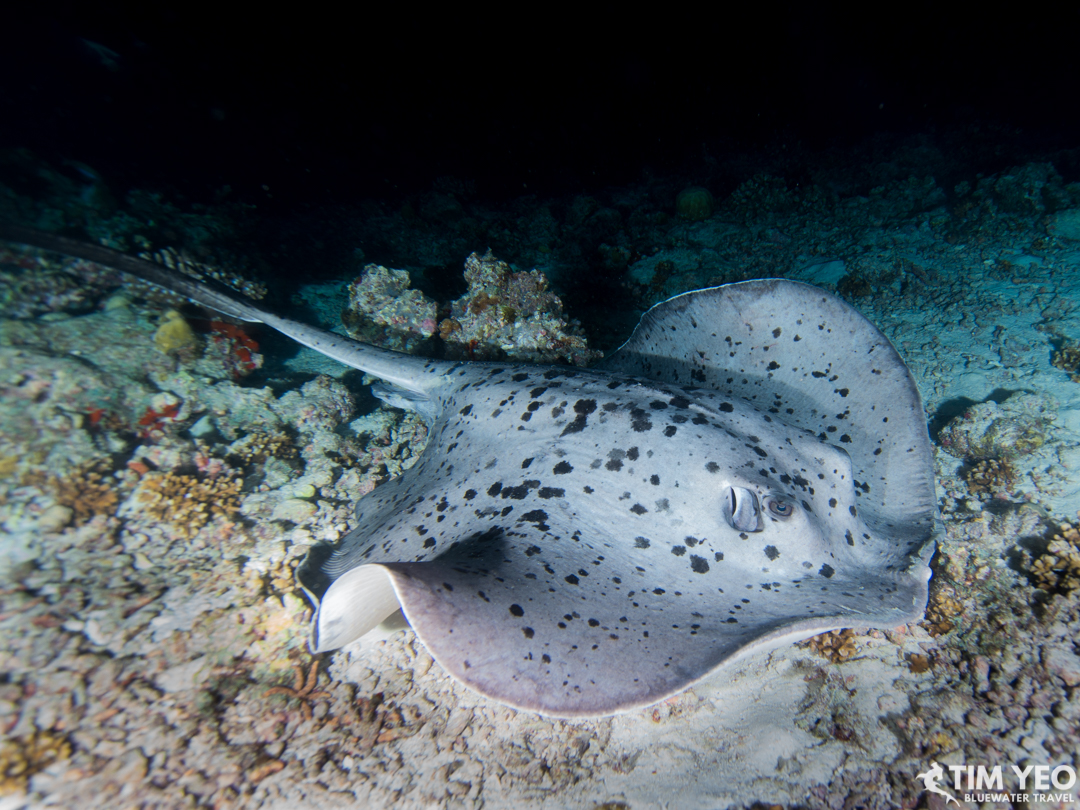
[272,498,318,523]
[154,656,211,693]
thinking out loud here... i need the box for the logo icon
[916,761,960,807]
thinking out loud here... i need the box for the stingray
[1,224,938,717]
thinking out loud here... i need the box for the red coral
[137,403,182,438]
[209,320,260,376]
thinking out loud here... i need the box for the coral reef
[227,429,298,468]
[803,628,861,663]
[441,251,601,366]
[961,456,1016,496]
[938,396,1051,459]
[44,459,119,526]
[1051,340,1080,382]
[153,308,199,356]
[0,243,117,318]
[722,173,796,222]
[204,320,262,378]
[921,579,964,637]
[342,264,438,353]
[675,186,714,221]
[1029,523,1080,593]
[0,730,71,796]
[128,470,242,540]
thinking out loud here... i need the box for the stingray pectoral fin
[311,564,401,652]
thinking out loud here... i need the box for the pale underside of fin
[311,565,402,652]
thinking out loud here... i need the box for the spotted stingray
[2,225,938,717]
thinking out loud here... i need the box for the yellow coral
[133,470,241,539]
[804,628,859,663]
[154,309,198,354]
[962,457,1015,495]
[1052,342,1080,383]
[923,580,963,636]
[49,459,118,525]
[1030,523,1080,592]
[0,731,72,795]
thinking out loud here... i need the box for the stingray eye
[724,486,762,532]
[767,498,795,519]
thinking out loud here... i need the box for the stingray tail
[0,221,445,397]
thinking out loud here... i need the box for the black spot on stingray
[669,395,690,409]
[529,386,548,398]
[523,627,534,638]
[840,434,852,443]
[520,412,533,422]
[527,401,541,412]
[835,388,849,397]
[459,404,473,416]
[664,425,677,437]
[829,498,837,508]
[521,457,534,469]
[565,574,580,585]
[606,458,623,472]
[606,380,622,389]
[543,370,561,379]
[512,373,529,382]
[561,399,596,436]
[542,653,551,663]
[588,618,600,627]
[767,361,780,371]
[705,462,720,473]
[478,591,490,602]
[538,487,564,499]
[553,461,573,475]
[752,446,767,458]
[630,408,653,432]
[464,489,477,500]
[719,402,734,413]
[691,368,706,383]
[772,327,782,338]
[849,505,857,517]
[502,481,538,500]
[671,545,686,556]
[650,474,660,485]
[521,509,548,524]
[627,447,639,460]
[630,503,648,515]
[714,551,724,561]
[634,536,651,548]
[873,448,882,455]
[649,400,668,410]
[819,564,835,578]
[443,582,454,591]
[501,506,513,516]
[602,402,619,412]
[424,538,435,548]
[509,604,524,617]
[764,545,780,560]
[684,536,698,547]
[690,555,709,573]
[524,545,542,556]
[845,530,854,547]
[812,371,827,378]
[653,588,665,595]
[583,485,594,494]
[488,482,503,497]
